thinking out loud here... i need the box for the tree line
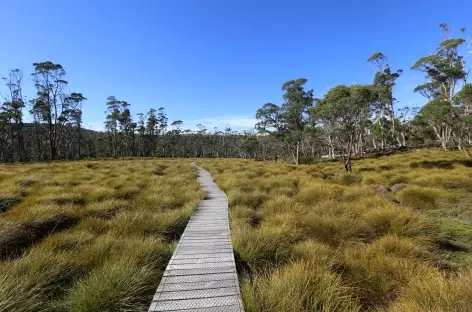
[255,24,472,170]
[0,62,252,161]
[1,24,471,170]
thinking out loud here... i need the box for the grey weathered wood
[149,163,244,312]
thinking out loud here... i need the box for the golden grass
[0,159,203,311]
[198,149,472,311]
[387,269,472,312]
[242,261,362,312]
[2,150,471,311]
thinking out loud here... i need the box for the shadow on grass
[437,237,469,252]
[0,197,22,213]
[410,159,472,169]
[233,249,252,280]
[1,215,79,260]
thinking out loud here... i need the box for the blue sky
[2,0,471,131]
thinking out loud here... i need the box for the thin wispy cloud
[82,116,257,132]
[182,115,257,131]
[84,122,106,132]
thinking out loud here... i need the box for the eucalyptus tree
[196,124,207,157]
[241,135,258,158]
[105,96,121,157]
[367,52,402,147]
[136,113,146,156]
[146,108,158,156]
[1,69,27,161]
[454,84,472,157]
[396,106,418,147]
[31,62,72,160]
[157,107,168,156]
[312,85,375,172]
[412,24,467,151]
[256,78,313,165]
[171,120,183,131]
[105,98,136,156]
[65,93,86,158]
[117,101,133,156]
[0,104,10,161]
[168,120,183,157]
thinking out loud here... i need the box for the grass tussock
[0,159,202,311]
[198,149,472,311]
[397,186,441,210]
[387,269,472,312]
[242,261,361,312]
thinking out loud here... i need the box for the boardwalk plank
[149,163,244,312]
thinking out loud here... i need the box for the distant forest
[1,24,471,170]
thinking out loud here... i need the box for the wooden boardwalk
[149,163,244,312]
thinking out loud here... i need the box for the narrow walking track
[149,163,244,312]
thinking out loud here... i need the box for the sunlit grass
[198,149,472,311]
[0,159,202,311]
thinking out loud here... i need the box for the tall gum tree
[1,69,27,161]
[367,52,402,147]
[454,83,472,157]
[65,93,86,159]
[31,62,70,160]
[105,96,121,157]
[412,24,467,151]
[311,85,375,172]
[256,78,313,165]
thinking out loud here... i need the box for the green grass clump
[233,224,300,272]
[397,186,441,210]
[332,172,363,186]
[198,150,472,311]
[228,189,268,209]
[0,159,202,311]
[242,261,361,312]
[387,269,472,312]
[296,208,367,246]
[341,241,432,308]
[362,204,438,239]
[63,260,156,312]
[295,182,343,205]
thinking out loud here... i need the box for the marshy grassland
[198,149,472,312]
[1,151,471,312]
[0,159,203,312]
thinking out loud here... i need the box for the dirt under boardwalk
[148,163,244,312]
